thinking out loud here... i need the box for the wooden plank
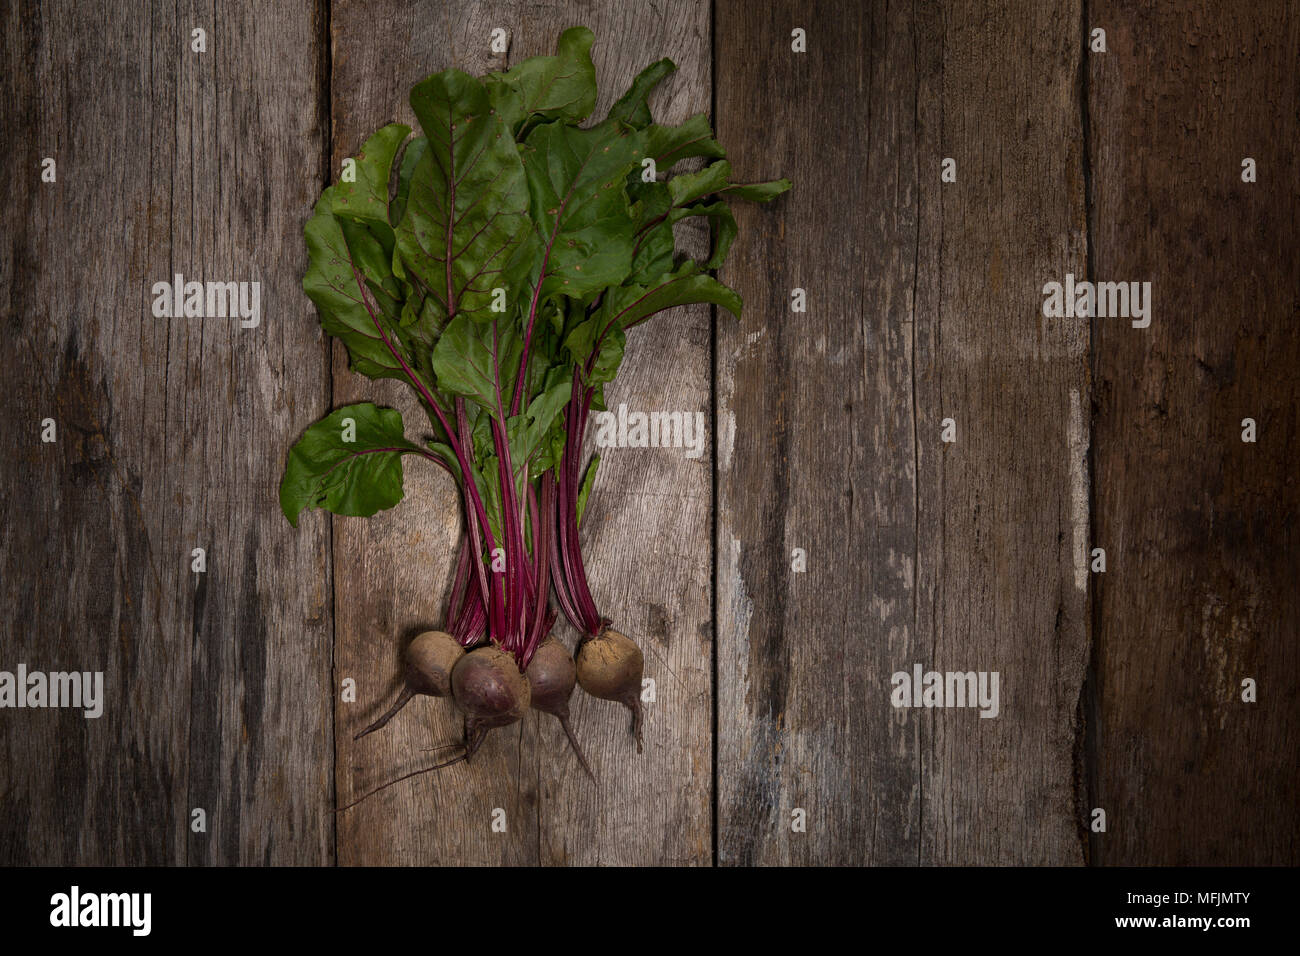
[713,0,920,867]
[330,0,713,866]
[1087,2,1300,864]
[715,0,1089,864]
[0,1,333,863]
[327,0,535,868]
[526,0,714,868]
[913,0,1090,867]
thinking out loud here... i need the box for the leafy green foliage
[607,59,676,127]
[280,404,425,526]
[519,120,646,301]
[284,27,790,540]
[398,69,532,323]
[330,123,409,230]
[576,455,600,526]
[588,262,743,373]
[514,371,573,477]
[486,26,598,135]
[431,315,521,418]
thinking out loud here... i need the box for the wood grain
[2,0,1295,868]
[714,0,1089,864]
[913,0,1090,866]
[0,0,333,863]
[527,0,714,868]
[328,0,538,868]
[329,0,713,866]
[713,0,918,867]
[1087,1,1300,864]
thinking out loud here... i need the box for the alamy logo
[1042,273,1151,328]
[592,403,706,459]
[890,664,1000,718]
[50,886,151,936]
[0,665,104,718]
[151,273,261,328]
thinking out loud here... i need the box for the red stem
[445,536,471,632]
[547,470,582,628]
[553,368,602,635]
[456,398,496,628]
[349,265,497,594]
[522,476,554,667]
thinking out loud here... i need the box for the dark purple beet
[525,638,595,780]
[452,644,531,737]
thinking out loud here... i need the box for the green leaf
[608,58,676,128]
[722,178,794,203]
[668,160,732,206]
[680,200,738,270]
[431,315,521,419]
[390,136,428,226]
[595,262,742,334]
[304,199,410,381]
[301,123,449,392]
[303,123,429,383]
[426,441,462,483]
[330,124,410,233]
[627,187,738,278]
[486,26,597,135]
[397,69,532,323]
[520,120,644,301]
[626,180,674,281]
[280,403,424,526]
[473,456,505,545]
[468,408,495,467]
[563,314,625,386]
[576,454,600,526]
[513,372,571,478]
[643,114,725,168]
[337,217,394,289]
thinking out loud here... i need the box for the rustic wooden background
[1,0,1295,866]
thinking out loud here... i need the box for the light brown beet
[526,638,595,779]
[404,630,464,697]
[575,628,644,753]
[355,630,464,740]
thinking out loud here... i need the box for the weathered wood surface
[1087,1,1300,864]
[0,2,333,863]
[2,0,1295,867]
[330,0,713,866]
[913,0,1092,866]
[714,0,1090,865]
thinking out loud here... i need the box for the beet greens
[280,27,788,797]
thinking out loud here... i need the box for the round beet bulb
[451,645,531,760]
[355,630,465,740]
[526,638,595,779]
[575,628,644,753]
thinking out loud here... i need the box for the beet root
[451,645,531,755]
[356,630,465,740]
[405,630,465,696]
[335,748,470,813]
[575,628,644,753]
[525,638,595,780]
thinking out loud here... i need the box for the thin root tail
[464,724,489,762]
[557,714,596,782]
[419,741,464,755]
[335,750,467,813]
[354,686,415,740]
[622,695,643,754]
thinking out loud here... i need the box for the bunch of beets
[279,27,788,805]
